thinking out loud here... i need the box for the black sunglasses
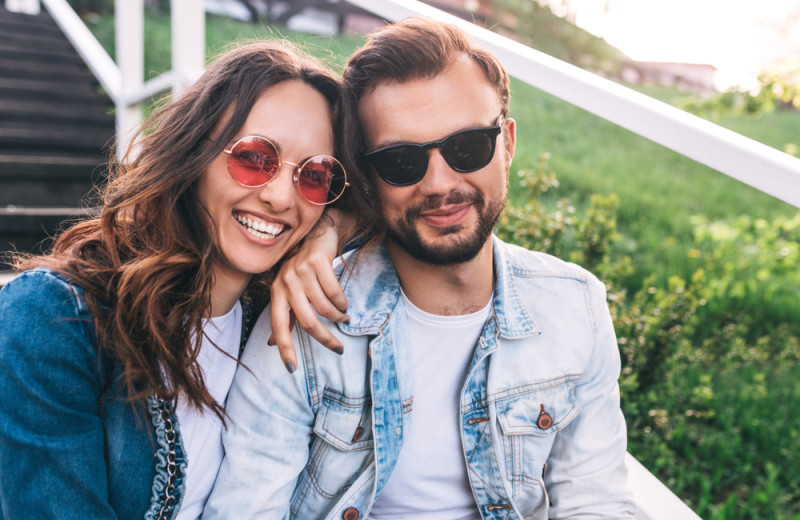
[363,116,505,186]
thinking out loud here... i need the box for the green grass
[507,79,799,288]
[664,364,800,518]
[81,10,800,519]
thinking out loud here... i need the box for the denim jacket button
[343,507,360,520]
[538,404,553,429]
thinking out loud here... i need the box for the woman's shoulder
[0,267,91,319]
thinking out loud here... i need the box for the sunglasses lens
[298,156,347,205]
[228,137,279,187]
[441,128,497,172]
[368,146,428,186]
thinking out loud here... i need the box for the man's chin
[389,230,486,266]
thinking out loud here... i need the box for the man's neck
[387,239,494,316]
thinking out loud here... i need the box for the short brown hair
[344,17,509,115]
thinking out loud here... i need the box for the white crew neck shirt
[175,301,242,520]
[368,291,490,519]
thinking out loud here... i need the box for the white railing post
[171,0,205,96]
[5,0,40,14]
[115,0,144,159]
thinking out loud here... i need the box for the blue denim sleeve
[0,270,119,519]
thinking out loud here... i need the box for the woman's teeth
[235,214,285,239]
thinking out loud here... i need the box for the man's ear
[503,117,516,165]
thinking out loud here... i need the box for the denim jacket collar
[336,235,541,339]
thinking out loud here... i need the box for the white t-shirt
[175,301,242,520]
[368,291,490,519]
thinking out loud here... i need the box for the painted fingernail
[333,346,344,355]
[267,335,275,346]
[285,360,296,373]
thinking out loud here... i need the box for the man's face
[358,54,516,266]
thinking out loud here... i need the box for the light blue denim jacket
[204,236,635,520]
[0,268,256,520]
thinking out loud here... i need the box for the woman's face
[198,79,334,297]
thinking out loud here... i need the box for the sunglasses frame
[363,115,505,186]
[223,135,349,206]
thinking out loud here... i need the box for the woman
[0,41,368,519]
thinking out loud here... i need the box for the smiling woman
[0,40,370,520]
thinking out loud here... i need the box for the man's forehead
[357,59,501,149]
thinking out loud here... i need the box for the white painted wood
[344,0,800,209]
[115,0,144,159]
[626,453,703,520]
[40,0,121,101]
[5,0,40,15]
[171,0,205,96]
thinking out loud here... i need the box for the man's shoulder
[496,239,598,285]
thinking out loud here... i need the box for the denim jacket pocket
[306,390,374,499]
[495,377,580,483]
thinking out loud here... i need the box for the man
[204,17,635,520]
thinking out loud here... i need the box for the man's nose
[417,148,460,196]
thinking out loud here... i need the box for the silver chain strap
[155,400,178,520]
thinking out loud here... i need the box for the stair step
[0,41,85,66]
[0,99,113,126]
[0,123,114,154]
[2,27,72,51]
[0,57,97,84]
[0,5,116,263]
[0,153,105,206]
[0,10,63,36]
[0,153,106,180]
[0,207,98,268]
[0,77,108,105]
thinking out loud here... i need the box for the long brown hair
[15,41,368,419]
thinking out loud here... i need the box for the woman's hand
[269,210,355,372]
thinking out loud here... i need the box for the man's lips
[418,204,471,226]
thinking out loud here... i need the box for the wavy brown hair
[14,41,368,420]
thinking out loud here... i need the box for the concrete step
[0,206,99,269]
[0,41,85,66]
[0,121,114,154]
[1,24,72,51]
[0,153,104,207]
[0,8,62,36]
[0,99,113,126]
[0,77,108,105]
[0,56,96,84]
[0,153,106,180]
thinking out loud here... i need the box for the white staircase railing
[38,0,205,159]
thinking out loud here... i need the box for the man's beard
[385,188,505,266]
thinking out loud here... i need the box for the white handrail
[39,0,204,157]
[345,0,800,210]
[40,0,121,104]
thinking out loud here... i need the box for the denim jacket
[0,268,255,520]
[204,236,635,520]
